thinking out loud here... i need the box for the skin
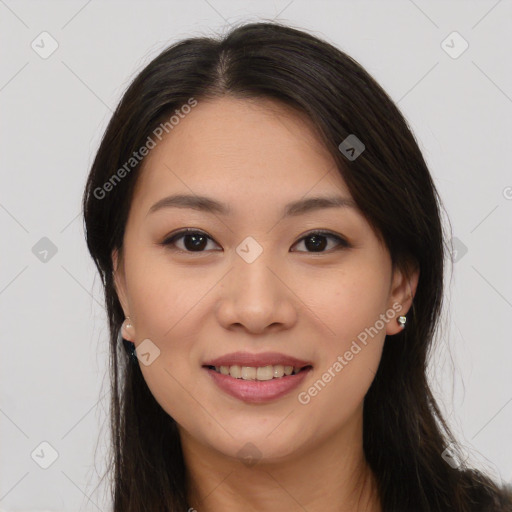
[113,96,419,512]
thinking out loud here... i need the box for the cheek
[123,254,215,415]
[299,257,391,345]
[295,270,388,429]
[125,249,209,341]
[293,257,389,406]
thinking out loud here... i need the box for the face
[113,96,417,463]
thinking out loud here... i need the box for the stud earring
[397,315,407,328]
[125,316,132,329]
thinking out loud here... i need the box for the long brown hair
[82,21,512,511]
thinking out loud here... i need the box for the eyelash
[160,228,350,254]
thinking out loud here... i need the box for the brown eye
[162,230,220,253]
[292,231,349,253]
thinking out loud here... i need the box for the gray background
[1,0,511,510]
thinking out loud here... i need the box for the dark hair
[82,20,512,512]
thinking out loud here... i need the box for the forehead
[133,96,351,209]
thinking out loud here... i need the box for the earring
[119,318,137,363]
[397,315,407,328]
[122,338,137,363]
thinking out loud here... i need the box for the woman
[82,21,511,511]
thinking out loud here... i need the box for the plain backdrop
[1,1,511,510]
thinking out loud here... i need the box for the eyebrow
[147,193,357,217]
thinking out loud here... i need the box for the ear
[112,248,134,341]
[385,261,419,336]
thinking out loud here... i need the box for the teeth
[212,364,305,380]
[241,366,256,380]
[228,365,241,378]
[256,366,274,381]
[273,365,284,378]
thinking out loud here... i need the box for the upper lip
[203,351,312,368]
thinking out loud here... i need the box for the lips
[202,351,312,368]
[202,351,314,403]
[204,365,312,403]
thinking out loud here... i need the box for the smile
[203,364,313,403]
[205,364,311,380]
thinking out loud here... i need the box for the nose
[215,249,298,334]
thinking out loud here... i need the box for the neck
[180,410,381,512]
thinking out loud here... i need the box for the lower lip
[204,367,312,404]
